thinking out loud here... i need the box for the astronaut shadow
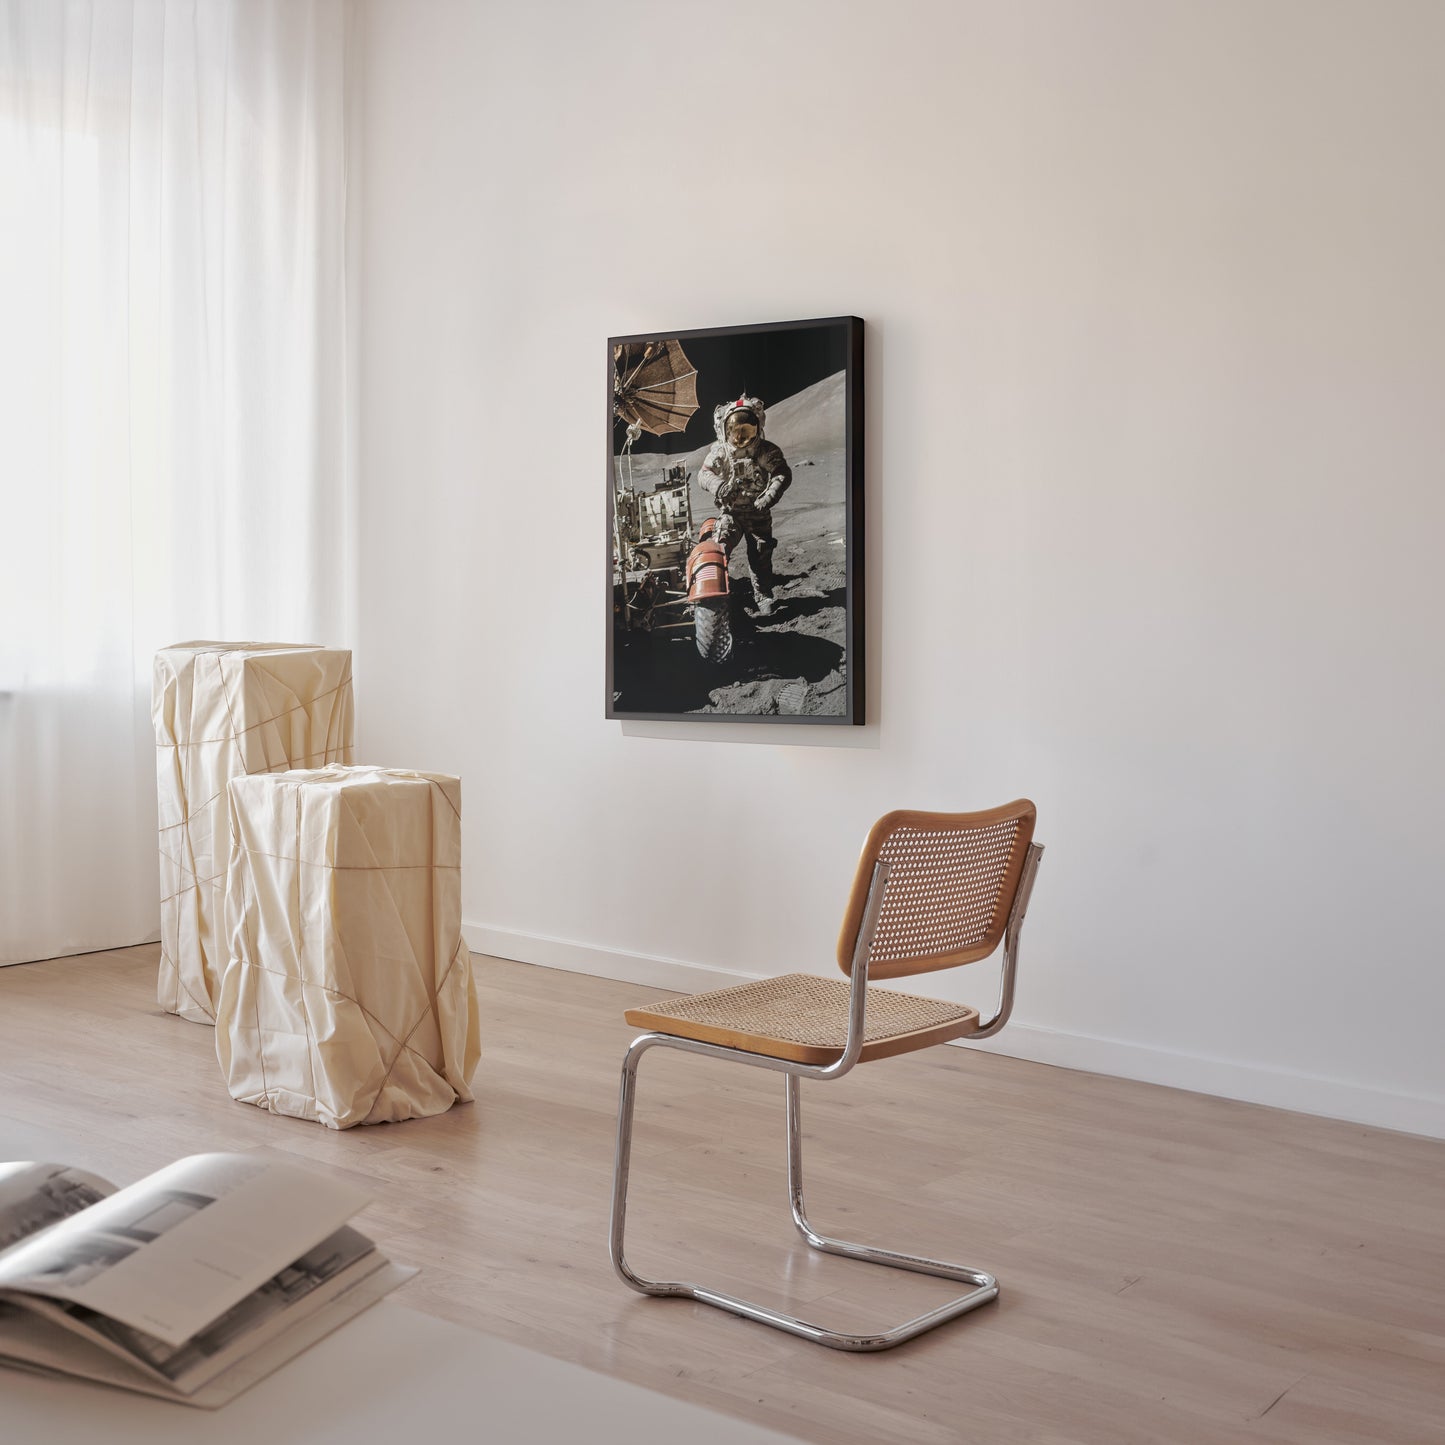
[731,612,842,679]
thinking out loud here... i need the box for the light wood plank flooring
[1,945,1441,1444]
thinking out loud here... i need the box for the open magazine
[0,1153,413,1408]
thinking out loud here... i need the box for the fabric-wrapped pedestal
[153,642,355,1023]
[217,765,480,1129]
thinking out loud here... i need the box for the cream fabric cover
[153,642,355,1023]
[216,765,480,1130]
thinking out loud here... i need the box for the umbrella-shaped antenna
[614,339,699,437]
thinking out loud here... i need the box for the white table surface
[0,1299,805,1445]
[0,1118,803,1445]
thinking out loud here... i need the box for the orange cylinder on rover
[685,520,730,601]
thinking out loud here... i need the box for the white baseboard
[465,922,1445,1141]
[959,1020,1445,1140]
[465,923,748,996]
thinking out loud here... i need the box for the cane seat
[625,974,981,1066]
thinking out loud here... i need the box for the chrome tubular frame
[963,842,1044,1040]
[608,845,1044,1352]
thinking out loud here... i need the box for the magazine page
[184,1261,416,1410]
[0,1261,416,1409]
[20,1226,378,1394]
[0,1303,164,1398]
[0,1164,116,1254]
[0,1153,370,1347]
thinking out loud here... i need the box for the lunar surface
[612,370,851,717]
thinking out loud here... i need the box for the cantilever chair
[609,801,1044,1353]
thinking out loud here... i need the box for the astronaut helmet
[713,392,766,445]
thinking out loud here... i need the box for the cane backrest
[835,802,1037,980]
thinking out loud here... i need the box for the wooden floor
[2,945,1442,1444]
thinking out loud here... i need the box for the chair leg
[611,1034,822,1338]
[783,1073,998,1350]
[609,1037,999,1352]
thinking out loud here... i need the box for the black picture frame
[606,315,864,725]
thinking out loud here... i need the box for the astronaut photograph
[608,316,863,723]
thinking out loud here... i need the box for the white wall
[356,0,1445,1136]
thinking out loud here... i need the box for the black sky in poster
[615,323,848,456]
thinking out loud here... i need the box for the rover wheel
[694,599,733,663]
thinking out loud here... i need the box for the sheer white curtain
[0,0,356,965]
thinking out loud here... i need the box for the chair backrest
[835,802,1038,980]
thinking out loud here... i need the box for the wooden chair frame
[609,806,1044,1352]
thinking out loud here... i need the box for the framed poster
[607,316,863,724]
